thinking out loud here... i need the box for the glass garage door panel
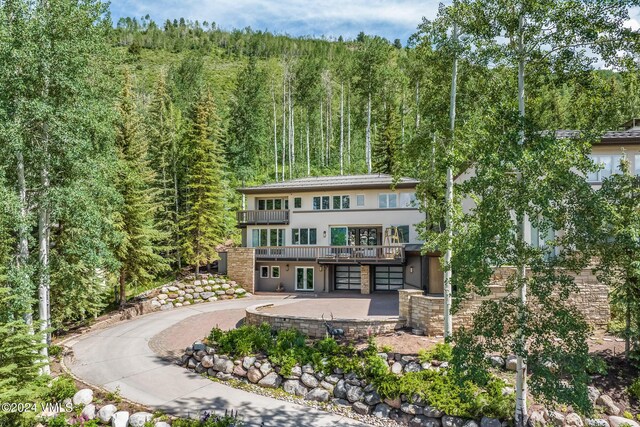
[374,266,404,291]
[335,265,361,290]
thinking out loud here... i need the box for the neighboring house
[234,174,444,294]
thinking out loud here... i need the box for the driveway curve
[66,297,372,427]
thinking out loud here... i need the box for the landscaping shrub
[46,415,69,427]
[418,343,453,363]
[585,356,608,375]
[628,378,640,400]
[171,411,243,426]
[46,375,77,401]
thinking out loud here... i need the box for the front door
[334,265,361,291]
[295,267,314,291]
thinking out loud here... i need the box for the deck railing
[254,245,405,263]
[236,210,290,227]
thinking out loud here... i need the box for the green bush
[47,375,77,401]
[171,414,242,426]
[585,356,608,375]
[628,378,640,400]
[418,343,453,363]
[46,415,69,427]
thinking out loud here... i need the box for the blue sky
[109,1,640,46]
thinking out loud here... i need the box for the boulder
[588,386,601,404]
[488,356,505,368]
[258,372,282,389]
[401,403,423,415]
[247,367,263,383]
[346,384,364,403]
[333,398,350,406]
[549,411,565,427]
[443,416,466,427]
[195,363,206,374]
[157,294,168,300]
[608,417,640,427]
[585,419,609,427]
[97,404,117,423]
[481,417,501,427]
[301,373,319,388]
[111,411,129,427]
[464,421,479,427]
[128,412,153,427]
[221,283,231,289]
[325,374,341,384]
[288,365,302,377]
[283,379,308,397]
[194,286,204,293]
[597,395,620,416]
[353,401,372,415]
[391,362,404,375]
[216,372,234,381]
[565,413,584,427]
[192,341,206,351]
[200,292,214,300]
[167,286,179,292]
[225,289,236,295]
[187,358,197,369]
[235,288,246,294]
[212,358,234,374]
[333,379,347,399]
[81,404,96,420]
[242,356,256,370]
[423,406,445,418]
[505,355,518,371]
[305,387,330,402]
[72,389,94,406]
[201,355,214,368]
[373,403,391,419]
[233,365,247,377]
[528,410,546,427]
[384,396,402,409]
[320,380,334,392]
[259,361,273,376]
[410,416,443,427]
[364,391,382,406]
[155,422,171,427]
[405,362,422,373]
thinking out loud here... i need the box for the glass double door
[330,226,380,246]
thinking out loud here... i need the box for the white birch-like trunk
[340,81,344,175]
[282,70,286,182]
[366,93,372,174]
[515,10,528,427]
[444,22,459,339]
[347,85,351,171]
[415,81,420,130]
[16,151,33,329]
[288,82,293,179]
[401,91,405,146]
[320,98,324,166]
[38,156,51,375]
[273,90,278,181]
[306,116,310,176]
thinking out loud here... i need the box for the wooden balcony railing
[236,210,290,227]
[254,245,405,263]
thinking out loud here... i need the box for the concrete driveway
[66,297,372,427]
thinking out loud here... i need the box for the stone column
[397,289,423,326]
[226,247,256,293]
[360,265,370,294]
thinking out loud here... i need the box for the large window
[531,222,557,260]
[587,155,623,182]
[292,228,317,245]
[330,227,348,246]
[399,192,417,208]
[252,228,285,246]
[332,195,350,209]
[295,267,314,291]
[378,193,398,208]
[386,225,410,243]
[257,198,288,210]
[312,196,331,210]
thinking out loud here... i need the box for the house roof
[238,174,420,194]
[554,129,640,145]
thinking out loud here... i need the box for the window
[531,222,557,260]
[331,227,348,245]
[332,195,350,209]
[312,196,331,210]
[257,198,287,210]
[587,155,623,182]
[378,193,398,208]
[400,192,417,208]
[294,197,302,208]
[386,225,410,243]
[636,155,640,176]
[271,266,280,278]
[292,228,317,245]
[252,228,285,246]
[356,194,365,207]
[260,266,269,278]
[295,267,314,291]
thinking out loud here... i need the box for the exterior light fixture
[410,266,414,273]
[323,230,327,238]
[286,264,289,271]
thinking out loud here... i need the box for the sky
[109,1,640,46]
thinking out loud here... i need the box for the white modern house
[235,174,444,294]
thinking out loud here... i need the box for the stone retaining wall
[227,247,256,293]
[400,267,610,336]
[245,303,403,338]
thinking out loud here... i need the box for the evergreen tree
[372,105,400,175]
[181,89,228,275]
[115,72,169,307]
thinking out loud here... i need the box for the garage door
[335,265,361,290]
[374,266,404,291]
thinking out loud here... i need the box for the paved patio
[254,292,399,319]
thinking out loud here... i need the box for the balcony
[254,245,405,264]
[236,210,290,227]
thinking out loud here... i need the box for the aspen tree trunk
[282,70,286,181]
[320,98,324,166]
[16,152,33,329]
[38,150,51,375]
[415,81,420,130]
[444,22,458,339]
[306,116,310,176]
[326,97,330,165]
[328,87,332,166]
[288,81,293,179]
[366,92,372,174]
[173,158,181,270]
[401,90,405,145]
[340,81,344,175]
[515,10,528,427]
[273,90,278,181]
[347,85,351,171]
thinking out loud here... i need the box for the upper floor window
[257,198,288,210]
[294,197,302,208]
[356,194,365,207]
[399,192,417,208]
[312,196,330,210]
[292,228,317,245]
[587,155,623,182]
[332,195,350,209]
[378,193,398,208]
[386,225,410,243]
[252,228,285,247]
[636,154,640,176]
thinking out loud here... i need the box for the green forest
[2,1,640,425]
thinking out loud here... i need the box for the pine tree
[181,89,228,275]
[372,105,400,175]
[115,72,169,307]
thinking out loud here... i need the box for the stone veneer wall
[226,247,256,293]
[400,267,610,336]
[245,303,403,338]
[360,265,371,295]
